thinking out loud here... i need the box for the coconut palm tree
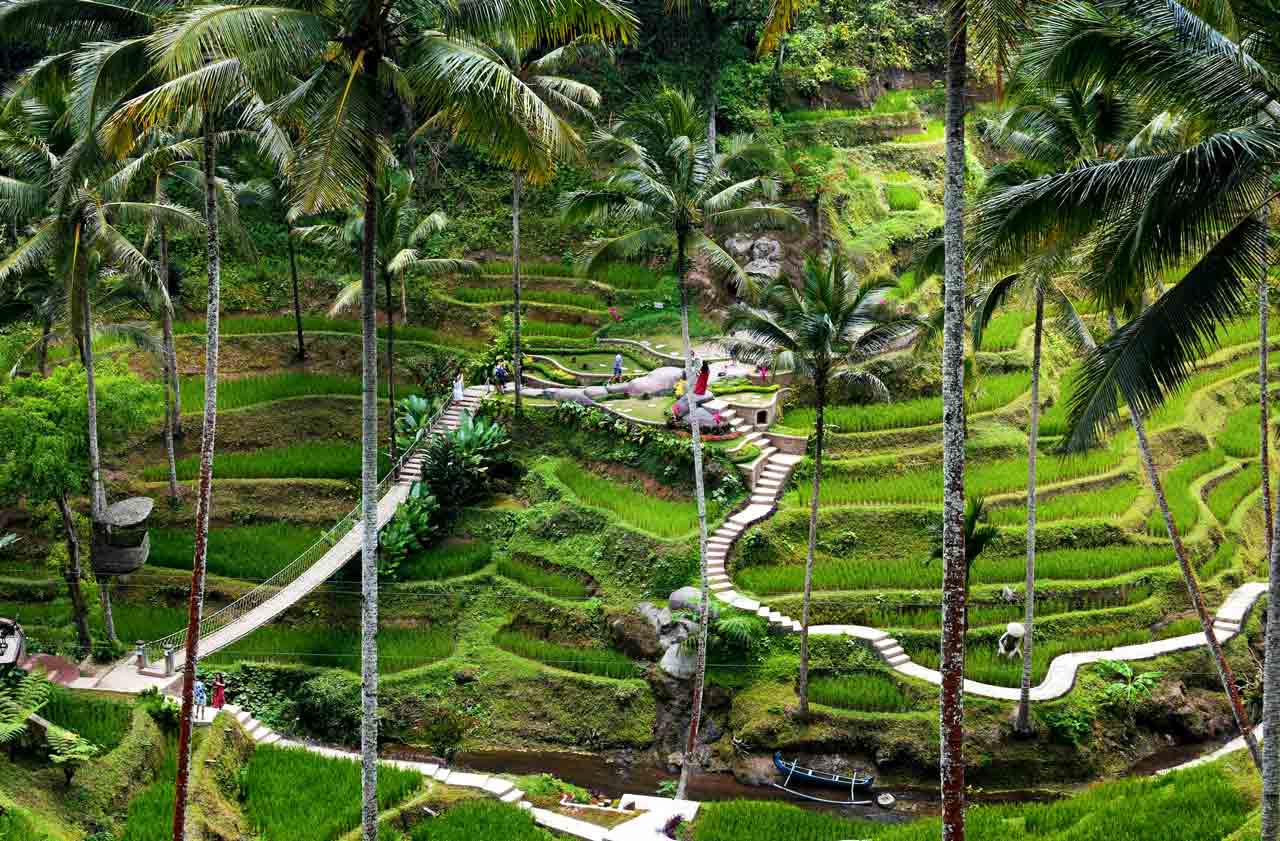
[722,252,917,718]
[232,170,307,361]
[128,3,635,837]
[968,0,1279,781]
[297,167,477,466]
[562,88,803,796]
[430,32,605,415]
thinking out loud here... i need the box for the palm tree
[971,73,1146,736]
[131,4,635,837]
[562,88,802,796]
[431,32,604,415]
[723,252,916,718]
[968,0,1276,782]
[297,167,477,466]
[233,170,307,361]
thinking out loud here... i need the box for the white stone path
[220,704,698,841]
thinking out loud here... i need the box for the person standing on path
[194,677,207,721]
[212,673,226,712]
[613,353,624,383]
[494,360,508,394]
[453,372,465,402]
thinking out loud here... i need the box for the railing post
[135,640,148,671]
[164,644,176,676]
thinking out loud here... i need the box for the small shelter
[91,497,154,576]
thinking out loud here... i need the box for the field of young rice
[149,523,322,581]
[809,672,912,712]
[976,310,1026,352]
[208,624,454,673]
[521,319,597,339]
[407,800,554,841]
[1207,463,1260,524]
[796,447,1123,508]
[988,480,1141,526]
[242,745,422,841]
[173,315,484,349]
[399,540,492,580]
[117,735,178,841]
[694,764,1250,841]
[851,590,1149,631]
[736,544,1172,594]
[780,371,1031,434]
[1218,403,1268,458]
[497,557,589,598]
[883,183,922,211]
[909,628,1152,685]
[177,373,389,414]
[145,442,389,482]
[553,459,717,538]
[494,630,637,679]
[1145,448,1226,536]
[41,687,133,751]
[453,285,606,310]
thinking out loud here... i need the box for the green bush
[380,484,445,581]
[421,413,513,506]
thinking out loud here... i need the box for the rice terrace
[1,1,1279,840]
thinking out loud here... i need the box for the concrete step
[757,606,772,618]
[879,645,904,660]
[768,610,782,622]
[500,788,525,803]
[711,581,734,593]
[758,446,779,461]
[761,468,790,480]
[887,653,911,667]
[873,637,899,651]
[709,574,730,584]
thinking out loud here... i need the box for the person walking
[612,353,624,383]
[212,673,226,712]
[493,360,508,394]
[453,371,465,402]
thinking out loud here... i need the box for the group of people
[192,672,227,720]
[492,352,630,390]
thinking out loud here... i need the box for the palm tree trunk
[511,171,524,415]
[159,224,180,503]
[173,116,222,841]
[797,378,825,720]
[97,577,117,645]
[56,494,91,652]
[1262,238,1280,840]
[1104,314,1262,771]
[1260,276,1272,560]
[939,7,969,839]
[1015,287,1044,736]
[383,269,397,472]
[359,174,381,841]
[37,316,50,376]
[80,279,105,521]
[288,224,306,362]
[163,227,183,440]
[675,229,712,801]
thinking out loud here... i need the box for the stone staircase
[700,398,806,632]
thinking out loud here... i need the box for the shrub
[421,413,513,505]
[494,630,638,679]
[380,484,445,581]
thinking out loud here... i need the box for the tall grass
[553,459,718,538]
[408,800,553,841]
[41,687,133,751]
[1207,463,1260,524]
[117,735,178,841]
[851,590,1149,631]
[784,89,922,121]
[400,540,492,580]
[1144,448,1226,536]
[497,556,589,598]
[480,261,665,290]
[1201,539,1237,580]
[453,286,605,310]
[883,183,922,211]
[797,448,1123,508]
[494,629,637,679]
[149,523,322,581]
[988,481,1141,525]
[737,544,1172,594]
[243,745,422,841]
[780,371,1030,434]
[145,442,389,482]
[1218,403,1265,457]
[977,310,1025,352]
[809,672,911,712]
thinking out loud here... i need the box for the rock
[452,667,480,685]
[744,237,784,280]
[608,604,667,660]
[734,754,778,787]
[666,751,685,771]
[659,618,697,650]
[659,644,698,679]
[1140,680,1234,740]
[669,587,720,620]
[701,717,723,744]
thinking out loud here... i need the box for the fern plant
[0,669,51,747]
[46,727,100,786]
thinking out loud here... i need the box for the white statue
[997,622,1026,659]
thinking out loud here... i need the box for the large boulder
[659,644,698,679]
[608,603,668,660]
[669,587,720,620]
[726,234,784,280]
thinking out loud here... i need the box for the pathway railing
[139,398,453,667]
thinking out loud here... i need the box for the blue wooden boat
[772,752,875,804]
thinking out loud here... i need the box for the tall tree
[432,32,604,416]
[562,88,801,795]
[233,171,307,361]
[136,3,635,837]
[299,167,477,467]
[723,252,916,718]
[969,0,1280,779]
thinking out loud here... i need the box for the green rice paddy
[552,459,718,538]
[145,443,389,482]
[148,523,323,581]
[494,629,638,679]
